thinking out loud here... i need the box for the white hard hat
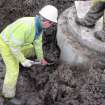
[39,5,58,23]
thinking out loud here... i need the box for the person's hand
[40,58,48,65]
[22,59,35,67]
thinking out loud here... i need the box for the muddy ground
[1,60,105,105]
[0,0,74,32]
[1,0,105,105]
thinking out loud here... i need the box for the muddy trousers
[0,36,35,98]
[83,2,105,25]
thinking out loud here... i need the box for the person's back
[1,17,35,45]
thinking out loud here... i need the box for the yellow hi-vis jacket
[0,16,43,63]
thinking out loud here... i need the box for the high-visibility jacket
[0,17,43,63]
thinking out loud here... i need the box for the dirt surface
[1,0,105,105]
[0,58,105,105]
[0,0,74,32]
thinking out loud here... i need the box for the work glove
[21,59,35,67]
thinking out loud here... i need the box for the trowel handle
[33,61,41,65]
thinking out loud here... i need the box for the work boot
[94,10,105,42]
[75,2,105,28]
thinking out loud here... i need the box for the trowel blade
[32,61,41,65]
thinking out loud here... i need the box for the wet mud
[0,59,105,105]
[1,0,105,105]
[0,0,73,32]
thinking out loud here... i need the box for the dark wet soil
[0,58,105,105]
[0,0,74,32]
[1,0,105,105]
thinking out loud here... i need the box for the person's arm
[8,22,28,63]
[33,34,49,65]
[33,33,43,60]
